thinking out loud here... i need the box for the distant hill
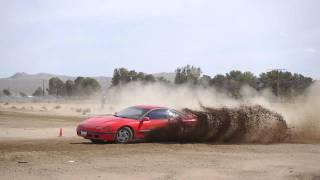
[0,72,175,95]
[9,72,74,81]
[0,73,111,95]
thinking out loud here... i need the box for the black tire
[115,127,133,144]
[90,139,105,144]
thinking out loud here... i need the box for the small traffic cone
[59,128,63,137]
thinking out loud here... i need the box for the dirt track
[1,110,320,180]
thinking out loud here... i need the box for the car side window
[145,109,169,120]
[168,109,180,118]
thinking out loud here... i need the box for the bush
[54,105,61,109]
[82,108,91,115]
[3,89,11,96]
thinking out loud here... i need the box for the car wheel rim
[117,129,130,143]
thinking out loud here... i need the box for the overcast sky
[1,0,319,78]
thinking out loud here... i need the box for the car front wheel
[116,127,133,143]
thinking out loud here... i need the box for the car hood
[79,116,136,128]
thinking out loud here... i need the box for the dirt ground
[1,105,320,180]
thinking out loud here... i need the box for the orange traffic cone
[59,128,63,137]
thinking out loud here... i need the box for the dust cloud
[102,81,320,142]
[145,105,287,143]
[181,105,287,143]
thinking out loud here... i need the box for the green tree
[2,89,11,96]
[32,87,44,96]
[210,71,257,98]
[258,70,313,97]
[119,68,130,83]
[199,75,211,87]
[241,72,258,88]
[128,70,138,81]
[210,74,227,87]
[136,72,145,81]
[291,73,313,95]
[111,69,121,86]
[112,68,160,85]
[157,76,171,84]
[74,77,101,96]
[74,77,85,91]
[82,77,101,96]
[111,68,131,86]
[65,80,74,96]
[174,68,184,84]
[19,92,28,97]
[226,71,257,88]
[174,65,202,85]
[48,77,65,96]
[144,74,156,82]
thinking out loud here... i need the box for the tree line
[111,65,314,98]
[28,77,101,97]
[46,77,101,96]
[1,65,313,98]
[1,76,101,97]
[111,68,170,86]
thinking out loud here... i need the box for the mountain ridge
[0,72,175,95]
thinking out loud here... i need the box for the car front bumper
[77,128,115,141]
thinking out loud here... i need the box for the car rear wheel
[116,127,133,144]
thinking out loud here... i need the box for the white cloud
[304,47,316,53]
[1,0,320,78]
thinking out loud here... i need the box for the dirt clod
[148,105,288,143]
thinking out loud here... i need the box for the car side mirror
[141,117,150,121]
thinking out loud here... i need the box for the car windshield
[115,107,149,120]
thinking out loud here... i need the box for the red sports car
[77,105,197,143]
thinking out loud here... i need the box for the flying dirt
[102,81,320,143]
[147,105,288,143]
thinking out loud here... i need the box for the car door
[143,108,170,131]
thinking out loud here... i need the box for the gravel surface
[1,110,320,180]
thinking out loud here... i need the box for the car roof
[134,105,167,110]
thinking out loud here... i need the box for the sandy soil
[1,105,320,180]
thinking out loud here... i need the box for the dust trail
[146,105,287,143]
[100,81,319,142]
